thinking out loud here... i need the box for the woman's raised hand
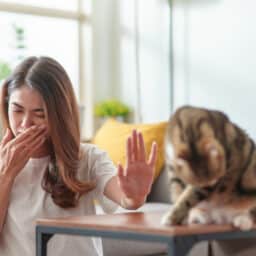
[0,125,47,180]
[117,130,157,207]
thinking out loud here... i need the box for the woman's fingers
[148,142,157,168]
[138,132,146,161]
[126,136,132,165]
[25,134,47,157]
[8,125,38,146]
[15,129,47,155]
[10,126,46,150]
[131,129,138,161]
[126,130,156,168]
[117,163,125,179]
[1,128,13,147]
[17,128,46,149]
[126,130,148,163]
[0,125,48,179]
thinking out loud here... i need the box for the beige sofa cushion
[211,239,256,256]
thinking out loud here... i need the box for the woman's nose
[20,114,34,129]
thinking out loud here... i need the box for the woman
[0,56,157,256]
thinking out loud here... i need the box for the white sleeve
[88,145,118,213]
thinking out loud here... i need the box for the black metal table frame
[36,225,256,256]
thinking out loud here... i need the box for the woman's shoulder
[79,142,108,163]
[78,143,114,180]
[79,142,96,153]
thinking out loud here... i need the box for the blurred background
[1,0,256,141]
[0,0,171,140]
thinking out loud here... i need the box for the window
[0,0,93,139]
[0,12,79,94]
[0,0,78,11]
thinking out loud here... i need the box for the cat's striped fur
[161,106,256,230]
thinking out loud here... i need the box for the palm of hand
[120,162,154,199]
[117,130,157,200]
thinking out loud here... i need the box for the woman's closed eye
[12,110,24,116]
[32,110,45,119]
[12,109,45,119]
[12,108,23,113]
[35,114,45,119]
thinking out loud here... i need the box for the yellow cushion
[92,118,167,180]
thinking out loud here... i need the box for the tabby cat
[161,105,256,230]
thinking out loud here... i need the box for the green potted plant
[0,60,12,82]
[94,99,130,122]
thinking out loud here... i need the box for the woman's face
[8,85,50,156]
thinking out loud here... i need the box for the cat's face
[166,106,227,187]
[166,140,226,187]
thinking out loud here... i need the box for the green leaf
[94,99,130,117]
[0,61,12,81]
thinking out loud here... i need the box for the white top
[0,143,118,256]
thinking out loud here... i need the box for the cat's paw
[188,208,212,225]
[161,211,175,226]
[161,209,183,226]
[233,214,254,231]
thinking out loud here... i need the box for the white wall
[173,0,256,138]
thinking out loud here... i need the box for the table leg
[36,229,53,256]
[168,236,197,256]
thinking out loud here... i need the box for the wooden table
[36,211,256,256]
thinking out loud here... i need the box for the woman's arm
[104,130,157,210]
[0,175,14,233]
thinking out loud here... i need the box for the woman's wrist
[0,168,15,186]
[120,196,146,210]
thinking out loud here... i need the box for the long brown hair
[0,56,95,208]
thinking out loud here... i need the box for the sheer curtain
[119,0,172,123]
